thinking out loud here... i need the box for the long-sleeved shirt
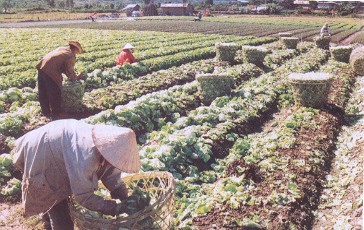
[36,46,77,88]
[13,119,126,217]
[320,26,331,37]
[116,49,138,66]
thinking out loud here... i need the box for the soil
[339,30,363,46]
[192,109,340,229]
[192,61,360,228]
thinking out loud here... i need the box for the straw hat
[92,125,141,173]
[69,40,84,54]
[123,43,135,50]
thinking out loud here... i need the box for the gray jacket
[13,119,127,217]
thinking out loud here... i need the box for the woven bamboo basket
[69,171,175,230]
[314,36,331,50]
[281,37,299,49]
[330,46,352,63]
[278,32,293,37]
[196,73,234,105]
[288,72,332,108]
[215,42,241,63]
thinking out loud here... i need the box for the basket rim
[69,171,175,225]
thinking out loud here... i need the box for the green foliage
[330,46,352,63]
[314,36,331,50]
[196,74,234,105]
[281,37,299,49]
[61,80,85,113]
[237,45,268,66]
[215,42,241,63]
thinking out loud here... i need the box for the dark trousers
[37,70,62,116]
[47,199,74,230]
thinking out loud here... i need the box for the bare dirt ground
[340,30,363,46]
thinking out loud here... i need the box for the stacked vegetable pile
[288,72,332,108]
[281,37,299,49]
[196,74,234,105]
[330,45,352,63]
[237,45,269,66]
[314,36,331,50]
[215,42,241,63]
[277,32,293,37]
[349,46,364,75]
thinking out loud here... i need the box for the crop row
[174,56,356,228]
[0,28,275,90]
[0,40,305,154]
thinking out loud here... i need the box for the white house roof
[160,3,190,8]
[122,4,139,11]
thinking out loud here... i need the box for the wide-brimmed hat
[69,40,84,54]
[123,43,135,50]
[92,125,141,173]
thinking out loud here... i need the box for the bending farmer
[13,119,141,230]
[320,23,331,38]
[36,41,84,118]
[116,43,139,66]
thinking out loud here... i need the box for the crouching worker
[116,43,139,66]
[13,119,141,230]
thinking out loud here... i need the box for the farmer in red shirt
[116,43,139,66]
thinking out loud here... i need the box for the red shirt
[116,50,138,66]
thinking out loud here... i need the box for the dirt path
[312,76,364,229]
[339,30,363,45]
[0,19,123,28]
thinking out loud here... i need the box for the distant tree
[45,0,55,7]
[1,0,12,13]
[204,0,213,6]
[278,0,295,10]
[250,0,264,7]
[338,2,355,16]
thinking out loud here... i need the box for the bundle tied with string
[281,37,299,49]
[236,45,268,66]
[349,46,364,75]
[61,80,85,113]
[288,72,332,108]
[215,42,241,63]
[69,171,175,230]
[277,32,293,37]
[196,73,234,105]
[314,36,331,50]
[330,46,352,63]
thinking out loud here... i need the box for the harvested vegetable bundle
[61,80,85,113]
[288,72,332,108]
[215,42,241,63]
[330,46,352,63]
[277,32,293,37]
[349,46,364,75]
[314,36,331,50]
[237,45,268,66]
[196,73,234,105]
[281,37,299,49]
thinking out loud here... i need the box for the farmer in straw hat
[13,119,141,230]
[320,23,332,38]
[116,43,139,66]
[36,41,84,118]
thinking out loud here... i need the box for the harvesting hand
[110,182,129,201]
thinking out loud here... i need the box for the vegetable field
[0,23,363,229]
